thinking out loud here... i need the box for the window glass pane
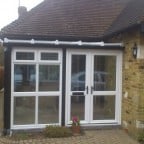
[38,96,59,124]
[93,95,115,120]
[41,53,58,60]
[14,97,35,125]
[71,55,86,91]
[71,96,85,121]
[14,65,36,92]
[16,52,34,60]
[94,56,116,91]
[39,65,60,91]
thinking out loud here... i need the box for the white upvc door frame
[65,49,122,126]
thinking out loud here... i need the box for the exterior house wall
[0,90,3,133]
[110,28,144,137]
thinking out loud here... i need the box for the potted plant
[71,116,80,134]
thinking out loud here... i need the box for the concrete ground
[0,129,139,144]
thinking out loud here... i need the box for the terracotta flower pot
[72,125,80,133]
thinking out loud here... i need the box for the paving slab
[0,129,140,144]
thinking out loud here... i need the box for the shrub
[138,131,144,143]
[11,132,30,140]
[43,126,73,138]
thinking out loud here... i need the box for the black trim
[61,48,66,126]
[0,34,102,42]
[4,47,11,134]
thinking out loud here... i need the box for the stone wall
[110,28,144,137]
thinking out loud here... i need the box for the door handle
[91,86,94,94]
[86,86,89,94]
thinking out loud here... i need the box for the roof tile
[1,0,136,38]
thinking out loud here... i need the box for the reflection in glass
[41,53,58,60]
[16,52,34,60]
[94,56,116,91]
[39,65,60,91]
[93,95,115,120]
[14,97,35,125]
[71,96,85,120]
[14,65,36,92]
[38,96,59,124]
[71,55,86,91]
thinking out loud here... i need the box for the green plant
[43,126,72,138]
[72,116,80,126]
[11,132,31,140]
[138,131,144,143]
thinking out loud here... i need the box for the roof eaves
[0,33,103,42]
[103,23,141,40]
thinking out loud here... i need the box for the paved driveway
[0,129,139,144]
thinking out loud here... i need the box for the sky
[0,0,43,30]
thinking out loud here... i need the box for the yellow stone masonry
[110,28,144,137]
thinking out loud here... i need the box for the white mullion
[115,53,122,124]
[35,94,38,125]
[67,52,71,123]
[85,52,91,123]
[93,91,116,96]
[59,51,62,125]
[115,55,119,122]
[35,51,39,125]
[11,49,17,128]
[90,53,95,123]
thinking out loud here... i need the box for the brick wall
[110,28,144,137]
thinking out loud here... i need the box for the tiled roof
[106,0,144,36]
[1,0,143,39]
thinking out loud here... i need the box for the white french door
[66,49,122,125]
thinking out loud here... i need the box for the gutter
[0,38,123,47]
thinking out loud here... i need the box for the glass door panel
[70,54,86,121]
[93,56,116,91]
[92,55,117,121]
[71,96,85,120]
[93,95,115,120]
[71,55,86,91]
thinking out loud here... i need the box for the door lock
[91,86,94,94]
[86,86,89,94]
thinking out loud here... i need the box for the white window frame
[11,48,62,130]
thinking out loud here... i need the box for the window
[41,52,58,60]
[14,65,36,92]
[39,65,60,91]
[12,49,62,129]
[16,52,34,60]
